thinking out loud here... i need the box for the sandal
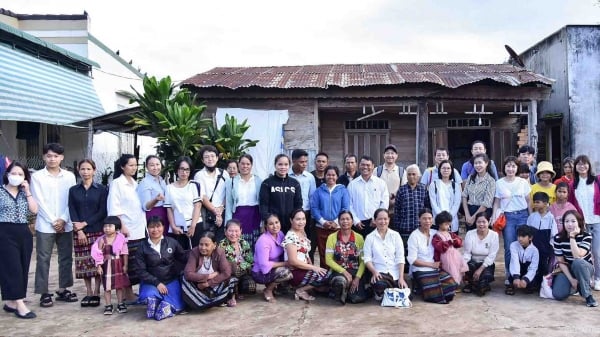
[294,290,315,301]
[88,296,101,307]
[117,302,128,313]
[40,293,54,308]
[55,289,78,302]
[227,298,237,307]
[80,296,91,307]
[103,304,113,315]
[462,284,472,293]
[505,285,515,296]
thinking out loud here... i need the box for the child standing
[549,182,577,233]
[526,192,558,288]
[530,161,557,204]
[506,225,539,295]
[91,216,130,315]
[432,211,468,284]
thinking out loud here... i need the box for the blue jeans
[587,223,600,280]
[502,209,529,279]
[552,259,594,300]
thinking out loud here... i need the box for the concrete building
[520,25,600,171]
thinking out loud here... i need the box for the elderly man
[393,164,431,246]
[347,155,389,238]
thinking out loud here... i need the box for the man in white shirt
[194,145,229,241]
[348,155,389,238]
[289,149,317,261]
[30,143,77,307]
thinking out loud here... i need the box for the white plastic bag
[539,274,555,299]
[381,288,412,308]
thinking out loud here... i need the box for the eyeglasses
[178,168,191,172]
[576,163,588,167]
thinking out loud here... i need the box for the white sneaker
[594,279,600,291]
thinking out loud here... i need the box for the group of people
[1,141,599,322]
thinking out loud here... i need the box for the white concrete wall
[567,26,600,169]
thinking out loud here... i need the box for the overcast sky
[3,0,600,82]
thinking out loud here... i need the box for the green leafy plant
[121,76,211,169]
[207,113,259,166]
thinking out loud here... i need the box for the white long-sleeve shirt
[107,175,146,240]
[31,167,76,233]
[363,228,405,280]
[462,229,499,267]
[347,175,389,223]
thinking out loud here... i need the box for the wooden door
[344,130,389,166]
[490,128,514,177]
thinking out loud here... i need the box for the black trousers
[0,223,33,300]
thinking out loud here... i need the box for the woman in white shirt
[363,208,407,301]
[462,212,499,296]
[107,154,146,299]
[492,156,531,285]
[428,160,462,233]
[407,208,458,304]
[225,154,262,249]
[165,156,202,250]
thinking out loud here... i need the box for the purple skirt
[146,206,170,233]
[232,205,261,248]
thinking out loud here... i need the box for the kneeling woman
[181,232,238,309]
[136,217,187,320]
[283,209,329,301]
[462,212,499,296]
[407,208,458,304]
[325,210,367,304]
[362,208,408,301]
[219,219,256,305]
[251,214,293,303]
[552,210,598,307]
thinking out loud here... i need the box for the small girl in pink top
[91,216,130,315]
[432,211,468,284]
[549,182,577,233]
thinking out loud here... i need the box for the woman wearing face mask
[0,161,39,319]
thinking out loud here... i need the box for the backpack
[376,165,404,181]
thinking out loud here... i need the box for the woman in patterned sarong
[68,159,107,308]
[407,208,458,304]
[181,232,238,309]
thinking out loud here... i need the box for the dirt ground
[1,240,598,337]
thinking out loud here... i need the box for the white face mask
[7,175,24,187]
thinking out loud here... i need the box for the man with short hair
[421,148,462,188]
[31,143,77,307]
[347,156,389,238]
[393,165,431,246]
[289,149,317,261]
[460,140,499,188]
[194,145,229,241]
[337,154,360,187]
[311,152,329,188]
[375,144,407,215]
[518,145,537,184]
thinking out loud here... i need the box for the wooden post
[529,100,538,155]
[313,99,320,150]
[87,121,94,159]
[417,101,428,171]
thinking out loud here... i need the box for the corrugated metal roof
[182,63,553,90]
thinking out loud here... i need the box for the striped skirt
[251,266,293,285]
[73,231,103,279]
[101,255,130,291]
[233,266,256,295]
[181,276,238,310]
[291,268,332,288]
[413,270,458,304]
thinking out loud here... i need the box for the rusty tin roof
[182,63,553,90]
